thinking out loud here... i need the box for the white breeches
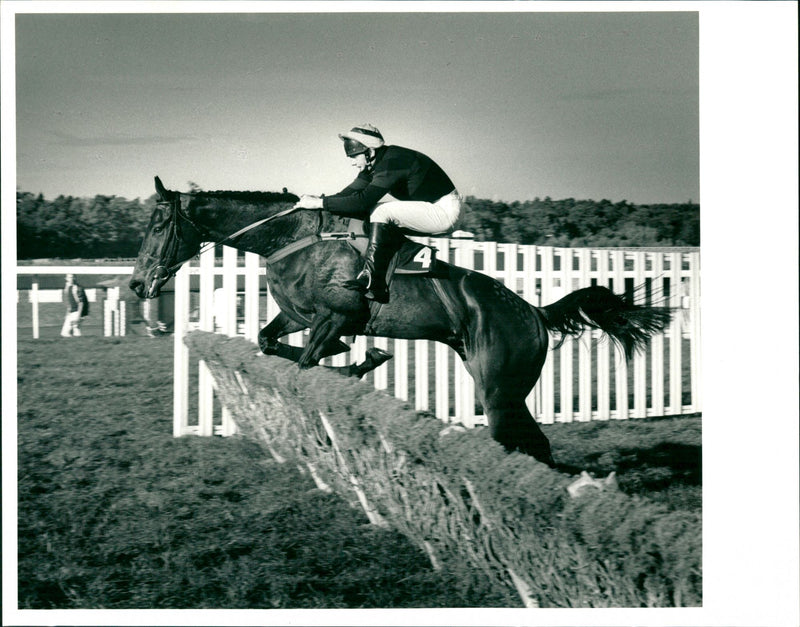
[370,190,462,234]
[61,311,82,336]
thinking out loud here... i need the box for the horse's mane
[193,189,300,203]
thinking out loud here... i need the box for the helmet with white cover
[338,124,385,157]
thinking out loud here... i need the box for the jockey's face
[349,151,371,173]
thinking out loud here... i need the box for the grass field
[16,335,701,609]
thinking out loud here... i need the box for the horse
[129,177,673,467]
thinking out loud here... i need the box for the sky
[12,7,700,204]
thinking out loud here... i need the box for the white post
[557,248,576,423]
[173,264,190,437]
[539,247,556,424]
[119,300,126,337]
[632,252,648,418]
[578,250,593,422]
[31,281,40,339]
[244,252,261,344]
[650,253,665,416]
[668,252,683,415]
[500,242,518,294]
[104,298,112,336]
[221,246,238,436]
[393,338,409,402]
[222,246,238,337]
[690,252,702,413]
[596,251,611,420]
[198,246,216,436]
[104,287,120,336]
[612,251,630,420]
[414,339,429,412]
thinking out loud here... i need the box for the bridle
[149,196,209,280]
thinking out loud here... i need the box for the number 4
[413,248,432,269]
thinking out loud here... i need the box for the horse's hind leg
[459,274,555,466]
[484,391,555,467]
[467,349,554,466]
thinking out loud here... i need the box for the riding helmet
[338,124,385,156]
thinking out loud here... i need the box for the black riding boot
[346,222,400,303]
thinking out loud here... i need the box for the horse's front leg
[257,312,306,355]
[259,310,387,376]
[257,311,348,357]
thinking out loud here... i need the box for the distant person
[294,124,462,303]
[61,274,89,337]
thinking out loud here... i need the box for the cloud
[49,130,198,147]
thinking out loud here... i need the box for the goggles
[343,137,369,157]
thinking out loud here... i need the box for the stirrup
[359,268,389,303]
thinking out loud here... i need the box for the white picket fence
[172,240,701,437]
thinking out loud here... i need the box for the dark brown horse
[130,177,673,466]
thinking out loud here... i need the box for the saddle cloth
[336,219,462,336]
[342,219,445,280]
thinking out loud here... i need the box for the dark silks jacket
[64,284,87,315]
[322,145,456,219]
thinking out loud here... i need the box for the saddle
[340,219,447,282]
[330,219,464,336]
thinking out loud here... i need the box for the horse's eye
[153,226,163,233]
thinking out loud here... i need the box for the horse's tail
[539,286,674,359]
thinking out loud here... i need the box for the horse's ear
[154,176,169,201]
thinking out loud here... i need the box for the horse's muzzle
[129,267,171,299]
[129,278,146,298]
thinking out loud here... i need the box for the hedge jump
[185,331,701,608]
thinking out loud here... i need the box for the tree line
[16,190,699,260]
[16,192,156,259]
[456,196,699,248]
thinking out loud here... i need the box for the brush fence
[173,240,700,437]
[184,331,701,608]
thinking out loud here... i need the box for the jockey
[294,124,462,303]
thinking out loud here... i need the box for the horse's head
[129,176,205,299]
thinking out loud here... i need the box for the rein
[195,204,303,259]
[157,194,361,275]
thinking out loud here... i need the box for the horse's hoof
[258,339,277,355]
[364,347,393,368]
[439,425,467,438]
[567,471,618,498]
